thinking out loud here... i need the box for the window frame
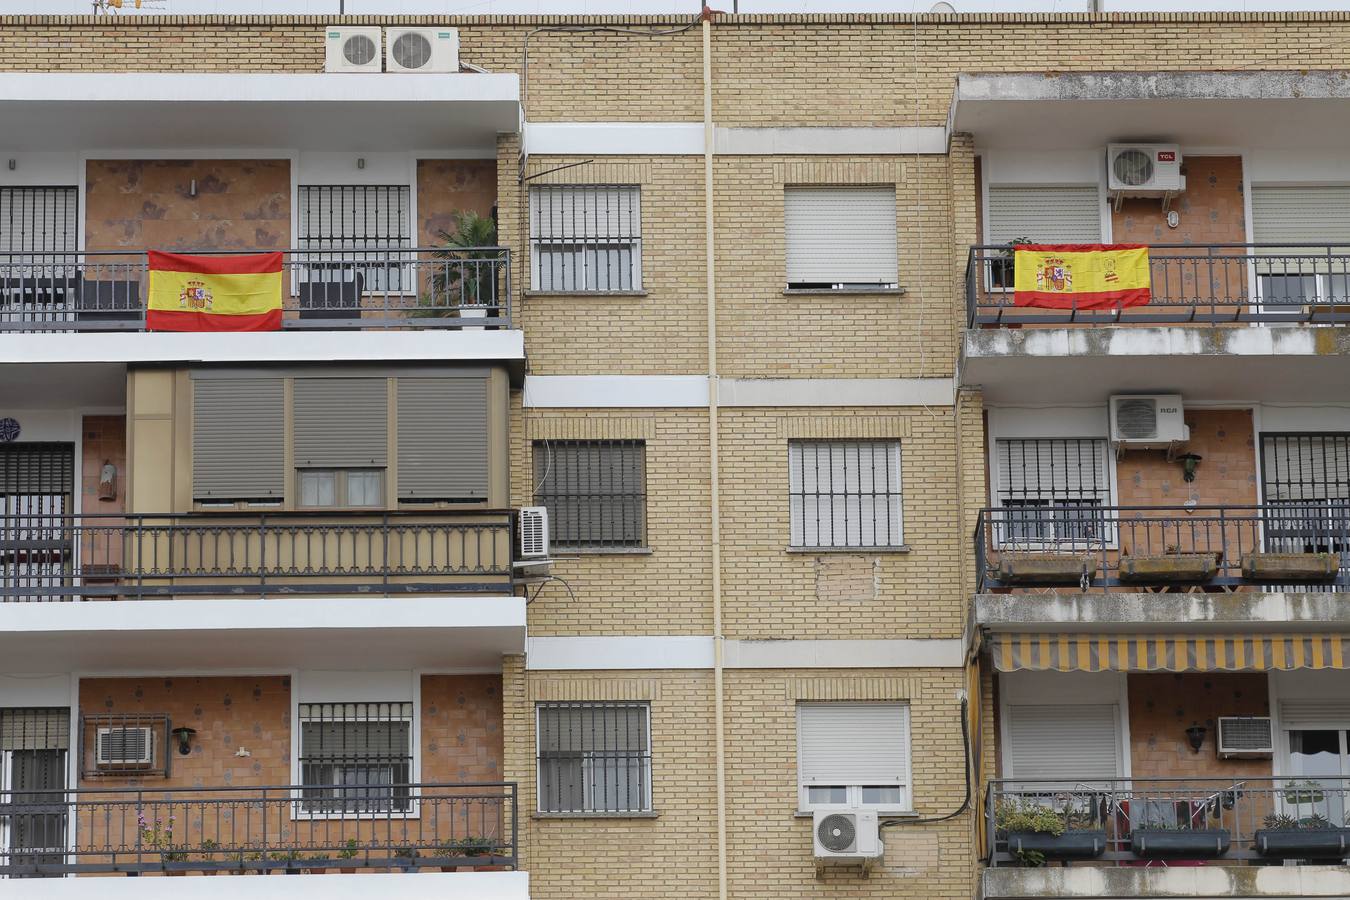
[782,185,900,292]
[786,439,904,550]
[296,183,414,296]
[297,467,387,510]
[534,701,653,816]
[528,184,643,294]
[294,701,416,820]
[991,436,1115,550]
[796,701,912,815]
[532,439,648,552]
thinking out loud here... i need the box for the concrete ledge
[964,326,1350,361]
[983,864,1350,899]
[958,70,1350,104]
[975,591,1350,631]
[7,870,528,900]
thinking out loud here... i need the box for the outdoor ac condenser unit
[812,808,883,865]
[325,27,382,73]
[96,726,156,768]
[1107,144,1185,194]
[1109,395,1189,448]
[518,507,550,559]
[1217,717,1274,758]
[385,27,459,73]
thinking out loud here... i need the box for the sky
[6,0,1350,15]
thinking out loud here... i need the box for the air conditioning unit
[518,506,550,559]
[96,726,156,768]
[1217,716,1274,758]
[386,27,459,74]
[813,809,883,866]
[1107,143,1185,194]
[1109,394,1189,447]
[325,27,382,73]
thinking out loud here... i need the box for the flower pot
[1131,829,1231,858]
[340,866,357,875]
[1119,553,1219,584]
[995,553,1095,586]
[1005,830,1107,860]
[1256,828,1350,858]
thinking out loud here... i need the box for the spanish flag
[147,251,284,332]
[1014,243,1151,310]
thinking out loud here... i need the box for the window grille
[78,714,170,778]
[529,185,641,292]
[297,185,411,293]
[1,444,74,602]
[532,440,646,549]
[0,187,77,255]
[298,702,413,814]
[787,440,902,549]
[536,702,651,814]
[993,438,1110,544]
[1261,434,1350,566]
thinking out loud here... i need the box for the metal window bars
[536,702,652,814]
[298,703,414,816]
[528,185,641,293]
[787,440,903,549]
[532,440,647,549]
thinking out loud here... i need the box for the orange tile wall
[420,673,504,784]
[1127,672,1272,779]
[416,159,498,248]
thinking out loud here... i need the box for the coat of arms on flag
[147,251,284,332]
[1013,244,1152,310]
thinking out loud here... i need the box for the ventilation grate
[817,813,856,853]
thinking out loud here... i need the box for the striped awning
[989,632,1350,673]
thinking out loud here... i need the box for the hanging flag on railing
[146,251,284,332]
[1013,243,1152,310]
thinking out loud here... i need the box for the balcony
[0,248,512,332]
[0,781,517,878]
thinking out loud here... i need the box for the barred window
[787,440,902,549]
[533,440,646,549]
[529,185,641,292]
[298,185,412,293]
[536,702,651,814]
[299,702,413,815]
[993,438,1111,544]
[0,187,77,254]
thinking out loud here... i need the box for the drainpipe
[701,9,728,900]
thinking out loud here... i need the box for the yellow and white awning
[989,632,1350,673]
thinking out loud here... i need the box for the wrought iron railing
[0,247,511,331]
[988,777,1350,866]
[974,503,1350,592]
[0,511,515,601]
[967,243,1350,326]
[0,782,517,877]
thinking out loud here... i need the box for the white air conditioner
[1217,716,1274,758]
[385,27,459,74]
[518,506,550,559]
[1107,143,1185,194]
[1109,394,1189,447]
[813,809,883,865]
[96,727,155,768]
[325,27,382,73]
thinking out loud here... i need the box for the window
[298,469,385,508]
[787,440,902,549]
[984,186,1101,288]
[783,186,898,291]
[1251,186,1350,308]
[0,187,77,255]
[192,377,285,503]
[1260,434,1350,581]
[294,377,388,507]
[299,702,413,815]
[2,708,69,866]
[797,702,910,812]
[993,438,1111,545]
[529,185,641,292]
[533,440,646,549]
[536,702,651,814]
[297,185,412,293]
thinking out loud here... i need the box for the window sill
[786,545,911,554]
[794,808,916,819]
[782,287,907,297]
[552,547,653,557]
[525,290,648,298]
[533,811,660,820]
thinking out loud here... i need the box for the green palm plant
[417,210,500,317]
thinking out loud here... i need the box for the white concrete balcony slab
[7,871,528,899]
[983,864,1350,899]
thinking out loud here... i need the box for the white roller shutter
[1251,186,1350,271]
[1006,704,1121,783]
[784,187,898,287]
[1280,700,1350,730]
[987,186,1102,244]
[798,702,910,786]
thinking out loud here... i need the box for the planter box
[1241,552,1340,582]
[1005,830,1107,860]
[1131,829,1231,858]
[995,553,1095,585]
[1255,828,1350,858]
[1118,553,1219,584]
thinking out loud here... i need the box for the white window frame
[990,436,1115,551]
[787,440,903,550]
[292,701,416,821]
[534,701,653,815]
[528,185,643,294]
[796,702,912,815]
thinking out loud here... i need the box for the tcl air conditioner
[1107,144,1185,194]
[325,27,382,73]
[1109,394,1189,448]
[385,27,459,74]
[812,808,883,866]
[1217,717,1274,759]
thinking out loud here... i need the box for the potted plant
[991,236,1034,290]
[1255,811,1350,859]
[415,211,500,322]
[304,853,332,875]
[337,839,360,875]
[393,845,420,873]
[439,836,493,872]
[274,848,302,875]
[1130,819,1231,859]
[197,839,220,876]
[995,798,1106,864]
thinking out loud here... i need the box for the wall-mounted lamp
[1185,723,1208,754]
[1177,453,1203,483]
[189,179,198,198]
[171,726,197,756]
[357,157,366,170]
[98,460,118,501]
[6,159,14,171]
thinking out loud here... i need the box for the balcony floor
[983,864,1350,899]
[6,871,528,899]
[974,590,1350,633]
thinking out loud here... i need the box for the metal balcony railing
[0,247,512,331]
[0,511,515,601]
[0,782,517,877]
[974,503,1350,593]
[988,777,1350,866]
[966,243,1350,326]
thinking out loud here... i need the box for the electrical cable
[880,697,971,829]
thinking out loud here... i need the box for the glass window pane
[860,786,904,805]
[346,470,382,507]
[807,786,848,804]
[300,471,336,508]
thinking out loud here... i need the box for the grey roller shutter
[1006,704,1120,785]
[1280,700,1350,730]
[784,187,898,287]
[987,186,1102,244]
[397,376,488,501]
[294,377,388,468]
[0,708,70,751]
[192,377,284,500]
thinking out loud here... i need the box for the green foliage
[1264,811,1335,830]
[442,836,494,857]
[1283,780,1328,805]
[337,838,360,860]
[414,210,501,316]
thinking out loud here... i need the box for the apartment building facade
[0,8,1349,900]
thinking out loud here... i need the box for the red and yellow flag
[147,251,283,332]
[1013,243,1151,310]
